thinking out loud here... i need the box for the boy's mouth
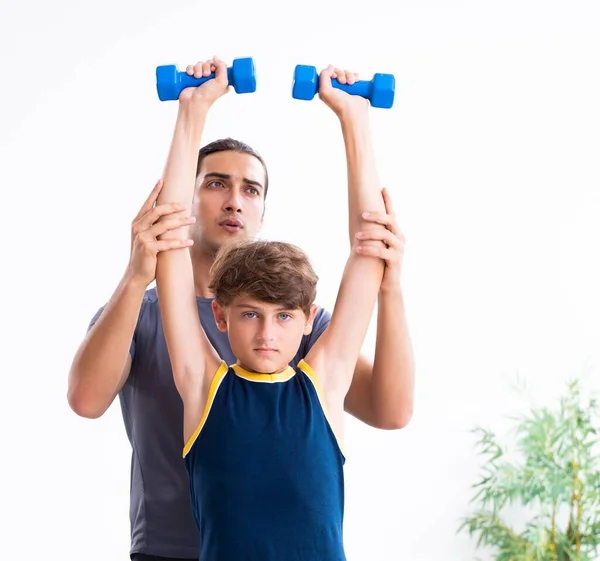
[254,348,277,355]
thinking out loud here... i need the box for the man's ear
[212,300,228,333]
[303,304,319,335]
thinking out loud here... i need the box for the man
[67,56,415,561]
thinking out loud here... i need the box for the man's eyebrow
[203,172,263,190]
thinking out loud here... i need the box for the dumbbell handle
[177,67,234,90]
[328,78,372,99]
[158,67,235,101]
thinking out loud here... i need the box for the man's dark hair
[196,138,269,199]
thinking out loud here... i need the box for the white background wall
[2,0,599,559]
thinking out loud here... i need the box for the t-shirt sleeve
[297,306,331,359]
[87,304,137,359]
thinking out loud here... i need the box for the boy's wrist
[338,106,370,131]
[176,100,211,141]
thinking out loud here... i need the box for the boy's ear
[212,300,228,332]
[303,304,319,335]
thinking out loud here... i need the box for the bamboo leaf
[458,376,600,561]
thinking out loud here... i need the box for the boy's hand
[127,179,195,288]
[180,56,230,108]
[318,64,370,121]
[355,187,405,292]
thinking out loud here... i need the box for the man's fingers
[380,188,399,235]
[362,211,393,228]
[356,228,401,248]
[381,187,396,215]
[133,179,164,222]
[355,244,393,260]
[135,202,188,232]
[147,215,196,239]
[149,238,194,253]
[362,205,400,236]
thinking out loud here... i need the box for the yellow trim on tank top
[232,363,296,382]
[297,359,346,459]
[182,361,229,458]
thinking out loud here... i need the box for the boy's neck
[234,360,293,376]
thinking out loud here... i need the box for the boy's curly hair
[208,240,318,316]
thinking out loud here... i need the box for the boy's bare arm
[305,66,387,393]
[155,58,227,441]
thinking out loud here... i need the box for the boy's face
[191,151,266,254]
[212,296,318,374]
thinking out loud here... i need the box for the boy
[155,56,388,560]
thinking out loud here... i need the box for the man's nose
[223,188,243,213]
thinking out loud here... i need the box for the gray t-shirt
[88,287,331,559]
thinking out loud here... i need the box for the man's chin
[216,228,250,244]
[198,231,248,255]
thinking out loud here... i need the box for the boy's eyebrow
[233,303,294,312]
[232,303,262,311]
[203,172,263,190]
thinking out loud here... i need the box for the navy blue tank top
[183,359,346,561]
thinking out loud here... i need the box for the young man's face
[191,151,266,254]
[212,296,317,374]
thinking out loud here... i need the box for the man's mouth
[219,219,243,233]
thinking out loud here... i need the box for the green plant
[459,378,600,560]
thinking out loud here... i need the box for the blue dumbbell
[156,57,256,101]
[292,64,395,109]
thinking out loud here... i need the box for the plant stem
[572,459,581,560]
[550,506,557,561]
[576,487,581,559]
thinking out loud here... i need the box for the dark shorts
[131,555,196,561]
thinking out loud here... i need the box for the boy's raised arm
[305,66,388,391]
[155,58,228,440]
